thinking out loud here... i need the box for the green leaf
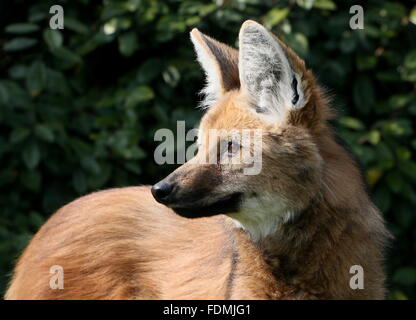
[386,171,404,194]
[356,55,377,71]
[43,29,63,49]
[396,146,411,161]
[118,32,138,57]
[10,127,30,143]
[20,170,41,191]
[73,171,87,193]
[264,8,290,27]
[410,7,416,25]
[87,164,111,189]
[185,16,201,26]
[383,2,406,18]
[393,267,416,286]
[51,47,82,65]
[381,120,412,137]
[22,143,40,169]
[313,0,337,10]
[388,94,411,110]
[339,117,365,130]
[162,66,180,87]
[367,130,381,145]
[389,290,408,300]
[340,33,356,53]
[375,142,395,170]
[5,23,39,34]
[45,69,71,95]
[125,86,154,108]
[396,204,413,229]
[373,186,391,212]
[297,0,314,9]
[8,64,28,79]
[3,37,37,51]
[156,16,186,42]
[29,11,47,23]
[400,161,416,181]
[124,162,142,174]
[35,124,54,142]
[0,80,29,108]
[353,76,375,115]
[0,82,10,104]
[289,33,309,58]
[137,59,163,83]
[28,211,45,228]
[26,61,47,96]
[366,168,383,186]
[81,157,101,174]
[65,17,88,34]
[403,50,416,69]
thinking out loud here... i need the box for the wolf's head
[152,20,335,240]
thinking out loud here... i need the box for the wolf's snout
[151,181,174,204]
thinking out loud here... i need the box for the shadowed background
[0,0,415,299]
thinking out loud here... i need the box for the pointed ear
[190,28,239,108]
[238,20,305,121]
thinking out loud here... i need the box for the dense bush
[0,0,415,298]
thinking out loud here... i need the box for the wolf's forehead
[199,96,263,133]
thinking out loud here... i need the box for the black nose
[151,181,174,204]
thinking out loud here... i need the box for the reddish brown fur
[5,187,292,299]
[6,21,390,300]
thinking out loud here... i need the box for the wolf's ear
[238,20,304,121]
[190,28,239,108]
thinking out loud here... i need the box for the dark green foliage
[0,0,415,298]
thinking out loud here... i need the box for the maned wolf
[6,20,390,300]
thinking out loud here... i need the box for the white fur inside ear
[239,22,304,120]
[190,33,221,109]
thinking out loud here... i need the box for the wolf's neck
[229,194,292,242]
[258,197,330,273]
[252,195,387,299]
